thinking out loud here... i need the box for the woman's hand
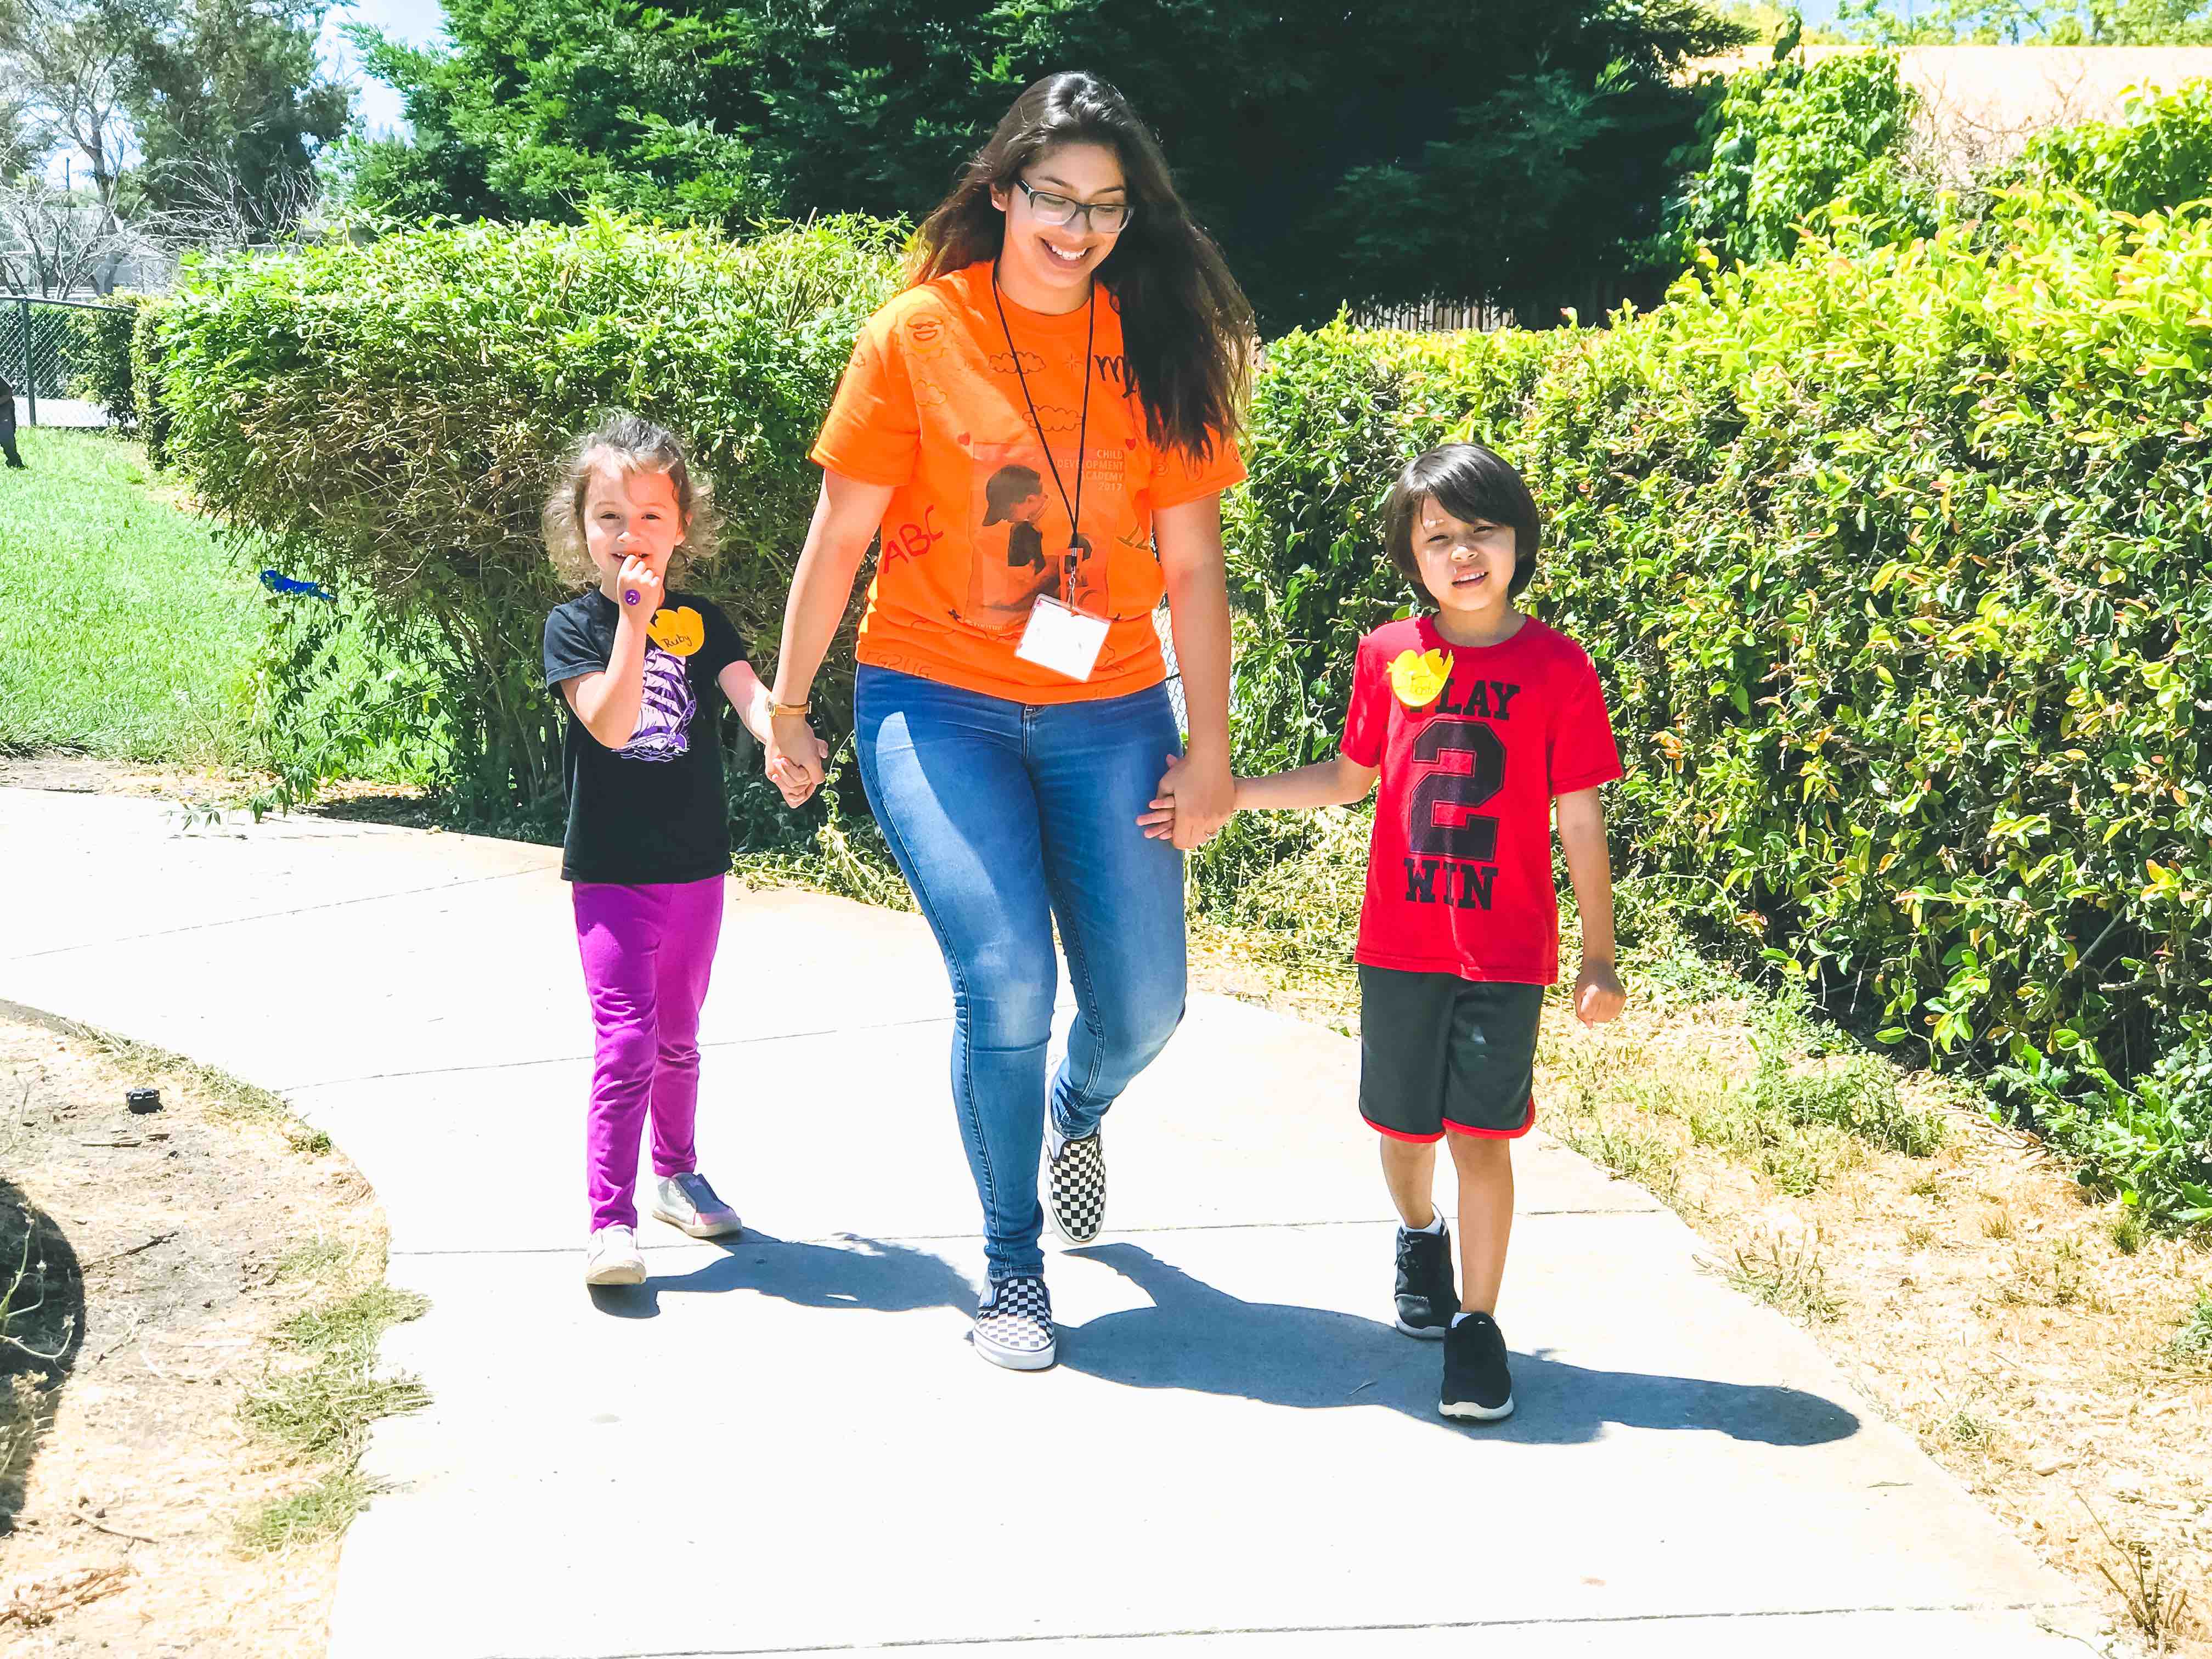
[764,733,827,808]
[766,711,828,803]
[1147,749,1235,850]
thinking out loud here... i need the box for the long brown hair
[911,71,1252,462]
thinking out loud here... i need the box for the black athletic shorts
[1357,965,1544,1143]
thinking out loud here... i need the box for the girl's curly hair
[541,411,720,588]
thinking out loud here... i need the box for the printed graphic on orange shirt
[906,314,950,360]
[884,505,947,564]
[967,436,1118,628]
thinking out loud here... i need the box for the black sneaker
[1392,1220,1459,1339]
[1045,1124,1106,1244]
[972,1276,1056,1371]
[1440,1312,1515,1421]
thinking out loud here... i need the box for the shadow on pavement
[587,1232,1860,1448]
[1059,1243,1862,1446]
[590,1229,973,1319]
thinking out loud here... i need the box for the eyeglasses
[1013,178,1133,234]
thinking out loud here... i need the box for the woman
[765,70,1252,1370]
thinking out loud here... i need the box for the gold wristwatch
[769,699,811,720]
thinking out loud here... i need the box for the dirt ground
[0,1009,389,1657]
[0,754,441,829]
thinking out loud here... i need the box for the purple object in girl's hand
[623,589,641,606]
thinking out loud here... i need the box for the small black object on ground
[125,1088,162,1115]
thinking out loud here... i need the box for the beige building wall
[1693,45,2212,174]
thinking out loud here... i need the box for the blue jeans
[854,666,1188,1280]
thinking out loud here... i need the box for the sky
[324,0,450,136]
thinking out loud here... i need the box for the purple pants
[572,877,725,1231]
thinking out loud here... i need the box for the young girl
[540,412,823,1287]
[1149,442,1626,1419]
[764,72,1253,1370]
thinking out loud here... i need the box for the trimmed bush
[1219,199,2212,1224]
[2005,77,2212,217]
[131,300,172,465]
[65,295,150,433]
[1665,49,1937,271]
[160,211,903,810]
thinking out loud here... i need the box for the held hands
[1138,751,1236,850]
[1573,961,1626,1028]
[616,556,663,615]
[764,710,829,809]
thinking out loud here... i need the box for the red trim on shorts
[1443,1096,1538,1141]
[1364,1115,1444,1145]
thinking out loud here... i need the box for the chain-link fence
[0,296,129,426]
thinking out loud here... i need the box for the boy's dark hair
[981,464,1043,524]
[910,70,1254,462]
[1383,443,1542,601]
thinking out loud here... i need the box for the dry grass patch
[0,1011,425,1655]
[1537,990,2212,1656]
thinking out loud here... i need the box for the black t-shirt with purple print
[543,588,750,885]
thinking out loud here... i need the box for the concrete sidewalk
[0,787,2103,1657]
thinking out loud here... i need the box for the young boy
[1172,441,1626,1420]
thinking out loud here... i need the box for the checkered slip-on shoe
[972,1275,1056,1371]
[652,1171,743,1239]
[1045,1122,1107,1244]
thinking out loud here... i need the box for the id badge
[1015,595,1109,683]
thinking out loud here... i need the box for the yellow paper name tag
[647,606,704,656]
[1389,648,1453,707]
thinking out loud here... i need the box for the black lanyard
[991,264,1094,580]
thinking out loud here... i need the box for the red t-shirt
[1340,614,1623,985]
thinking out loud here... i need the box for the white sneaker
[584,1223,646,1285]
[651,1171,742,1239]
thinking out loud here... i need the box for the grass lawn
[0,427,262,765]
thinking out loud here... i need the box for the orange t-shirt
[810,262,1246,704]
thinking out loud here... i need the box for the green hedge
[64,295,150,434]
[131,300,172,464]
[1665,49,1936,271]
[1221,199,2212,1224]
[2006,77,2212,216]
[158,211,903,810]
